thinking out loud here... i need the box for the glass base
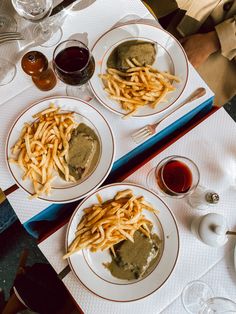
[33,24,63,48]
[182,281,214,314]
[0,14,17,32]
[0,59,16,86]
[66,84,94,102]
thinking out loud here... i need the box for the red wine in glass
[53,44,95,86]
[156,160,193,196]
[147,156,200,199]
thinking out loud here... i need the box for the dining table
[1,0,235,313]
[37,104,236,313]
[0,0,214,237]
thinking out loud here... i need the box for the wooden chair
[2,249,81,314]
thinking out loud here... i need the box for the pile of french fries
[9,104,78,198]
[64,189,159,259]
[100,58,180,118]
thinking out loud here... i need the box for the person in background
[142,0,236,106]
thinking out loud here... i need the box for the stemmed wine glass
[182,281,236,313]
[146,155,200,199]
[11,0,62,47]
[53,39,95,99]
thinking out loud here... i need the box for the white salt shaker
[191,213,228,247]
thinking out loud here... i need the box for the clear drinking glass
[146,155,200,198]
[11,0,62,47]
[53,40,95,99]
[0,58,17,86]
[182,281,236,313]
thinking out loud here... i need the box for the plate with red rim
[5,96,115,203]
[89,22,189,118]
[66,182,180,302]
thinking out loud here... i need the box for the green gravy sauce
[107,40,156,71]
[67,123,100,181]
[105,230,161,280]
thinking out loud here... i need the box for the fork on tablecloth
[132,87,206,144]
[0,32,24,44]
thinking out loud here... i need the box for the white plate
[89,22,188,118]
[66,183,179,302]
[6,96,115,203]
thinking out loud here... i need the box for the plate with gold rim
[5,96,115,203]
[89,22,188,118]
[66,182,179,302]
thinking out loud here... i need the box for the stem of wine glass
[66,83,94,102]
[40,20,50,34]
[33,18,62,48]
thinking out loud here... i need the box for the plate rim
[234,244,236,272]
[66,182,180,302]
[5,95,115,203]
[89,21,189,118]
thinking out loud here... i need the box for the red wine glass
[53,39,95,99]
[146,155,200,198]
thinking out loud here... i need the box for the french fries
[9,104,78,198]
[100,58,180,118]
[63,189,159,259]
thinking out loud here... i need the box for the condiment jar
[191,213,228,247]
[21,51,57,91]
[187,186,220,210]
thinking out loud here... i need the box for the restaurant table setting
[38,107,236,313]
[1,0,235,313]
[0,0,214,235]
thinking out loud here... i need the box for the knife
[50,0,78,16]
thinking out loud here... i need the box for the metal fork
[132,87,206,144]
[0,32,24,44]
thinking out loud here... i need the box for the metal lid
[205,192,220,204]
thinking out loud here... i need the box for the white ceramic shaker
[191,213,228,247]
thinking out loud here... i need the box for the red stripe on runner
[4,184,18,196]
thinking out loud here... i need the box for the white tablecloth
[38,108,236,313]
[0,0,214,225]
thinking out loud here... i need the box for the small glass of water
[11,0,62,47]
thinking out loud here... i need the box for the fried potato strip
[100,58,180,118]
[63,189,159,259]
[9,103,78,198]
